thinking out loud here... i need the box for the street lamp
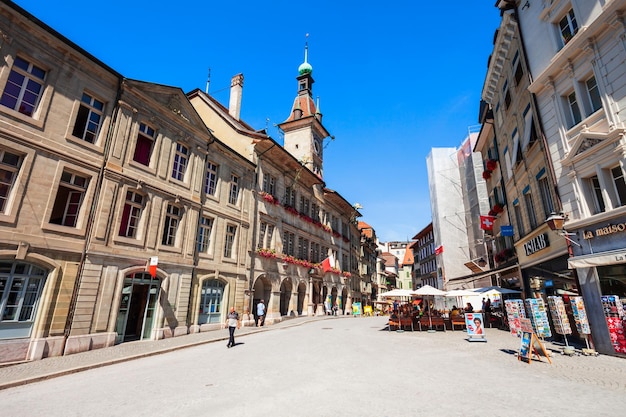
[545,212,580,246]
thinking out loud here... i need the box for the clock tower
[278,41,330,180]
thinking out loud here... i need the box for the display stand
[547,296,573,353]
[525,298,552,338]
[601,295,626,354]
[465,312,487,342]
[570,296,594,354]
[505,299,526,337]
[517,318,552,365]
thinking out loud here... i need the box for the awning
[447,264,521,286]
[568,249,626,268]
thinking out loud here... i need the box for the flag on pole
[435,245,443,255]
[148,256,158,278]
[480,215,495,231]
[321,253,335,273]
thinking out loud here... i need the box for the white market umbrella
[412,285,447,296]
[412,285,446,330]
[379,288,414,298]
[445,289,479,297]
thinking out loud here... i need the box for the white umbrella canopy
[379,288,414,298]
[445,289,479,297]
[412,285,447,296]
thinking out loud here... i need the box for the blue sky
[14,0,501,242]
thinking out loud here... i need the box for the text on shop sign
[583,222,626,239]
[523,233,549,256]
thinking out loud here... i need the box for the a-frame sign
[518,318,552,364]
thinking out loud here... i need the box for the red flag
[148,256,158,278]
[480,215,495,231]
[321,254,335,273]
[434,245,443,255]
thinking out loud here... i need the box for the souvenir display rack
[547,296,572,346]
[570,296,591,335]
[505,299,526,337]
[525,298,552,339]
[601,295,626,354]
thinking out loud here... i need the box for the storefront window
[597,265,626,354]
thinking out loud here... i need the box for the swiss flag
[480,215,495,231]
[435,245,443,255]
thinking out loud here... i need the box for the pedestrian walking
[256,299,266,326]
[225,306,240,348]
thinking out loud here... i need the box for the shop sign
[523,233,550,256]
[583,221,626,239]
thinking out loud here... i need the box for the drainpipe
[246,141,276,322]
[187,131,215,328]
[63,76,125,340]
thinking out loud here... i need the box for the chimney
[229,73,244,120]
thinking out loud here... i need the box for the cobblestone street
[1,316,625,416]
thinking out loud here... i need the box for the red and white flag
[480,215,495,231]
[321,253,335,273]
[148,256,158,278]
[434,245,443,255]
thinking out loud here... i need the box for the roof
[381,252,398,265]
[402,247,415,265]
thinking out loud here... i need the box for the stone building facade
[0,1,371,362]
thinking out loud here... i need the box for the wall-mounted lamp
[545,212,580,246]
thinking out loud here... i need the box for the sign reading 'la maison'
[583,222,626,239]
[523,233,550,256]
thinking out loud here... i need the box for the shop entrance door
[115,272,159,343]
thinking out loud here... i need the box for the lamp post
[545,212,580,246]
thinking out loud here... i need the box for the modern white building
[426,147,472,289]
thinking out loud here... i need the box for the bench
[389,316,414,331]
[450,315,466,331]
[423,316,446,331]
